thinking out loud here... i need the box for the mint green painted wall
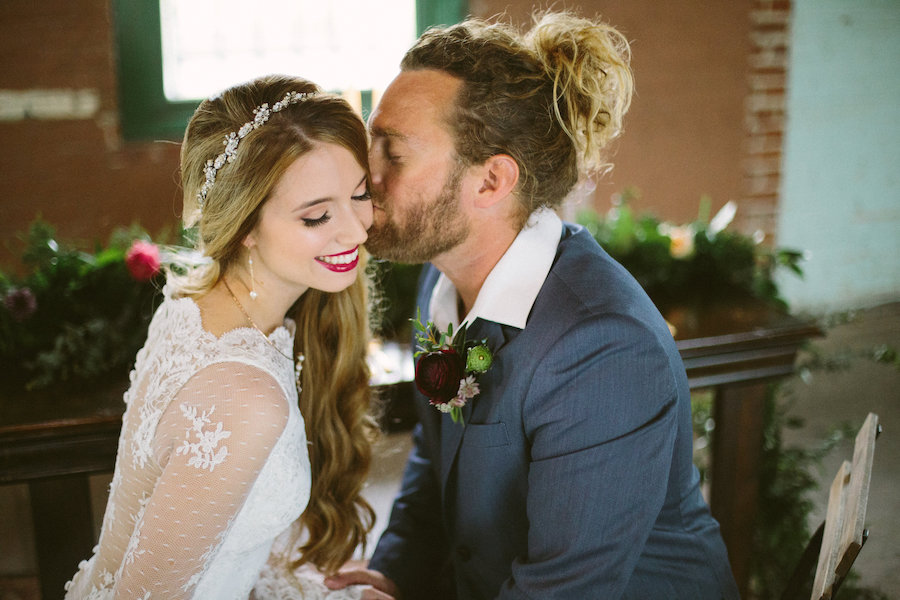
[777,0,900,312]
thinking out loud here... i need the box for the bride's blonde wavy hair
[176,74,376,573]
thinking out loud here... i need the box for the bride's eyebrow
[294,198,330,212]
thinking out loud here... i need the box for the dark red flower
[125,240,161,281]
[4,287,37,321]
[415,349,464,404]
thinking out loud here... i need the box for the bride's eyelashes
[302,213,331,227]
[302,186,369,227]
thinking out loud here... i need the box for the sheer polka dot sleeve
[113,361,291,598]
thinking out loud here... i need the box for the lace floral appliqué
[65,293,309,599]
[175,404,232,472]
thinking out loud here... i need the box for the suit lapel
[440,405,466,493]
[439,318,514,494]
[468,317,510,354]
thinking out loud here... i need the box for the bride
[65,74,384,599]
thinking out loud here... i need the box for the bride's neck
[197,279,291,338]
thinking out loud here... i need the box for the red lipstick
[315,246,360,273]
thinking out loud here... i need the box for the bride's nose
[337,204,370,246]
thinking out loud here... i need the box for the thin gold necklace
[222,278,304,389]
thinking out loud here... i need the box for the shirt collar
[429,208,563,331]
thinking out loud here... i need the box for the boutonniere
[412,310,494,425]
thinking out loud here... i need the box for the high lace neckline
[165,286,296,359]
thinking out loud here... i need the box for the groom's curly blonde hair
[402,11,634,227]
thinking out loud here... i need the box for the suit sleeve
[498,313,680,599]
[368,419,451,598]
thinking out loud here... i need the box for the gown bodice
[65,289,312,599]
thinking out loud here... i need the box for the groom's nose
[368,153,386,189]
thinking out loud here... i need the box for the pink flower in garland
[125,240,161,281]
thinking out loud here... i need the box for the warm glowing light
[160,0,416,101]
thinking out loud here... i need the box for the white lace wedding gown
[65,289,363,599]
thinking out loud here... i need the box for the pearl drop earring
[248,254,258,300]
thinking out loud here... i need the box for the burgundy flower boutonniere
[413,310,493,426]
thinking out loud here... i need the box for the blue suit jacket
[369,224,739,599]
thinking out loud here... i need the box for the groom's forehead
[376,70,460,118]
[370,102,456,150]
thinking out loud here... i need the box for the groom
[328,13,739,600]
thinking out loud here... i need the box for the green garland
[575,190,804,309]
[0,221,163,392]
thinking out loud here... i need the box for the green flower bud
[466,345,493,373]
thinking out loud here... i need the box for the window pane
[160,0,416,101]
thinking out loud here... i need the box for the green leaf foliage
[0,220,164,393]
[576,189,805,309]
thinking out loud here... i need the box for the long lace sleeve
[112,361,290,599]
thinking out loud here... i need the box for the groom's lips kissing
[315,246,360,272]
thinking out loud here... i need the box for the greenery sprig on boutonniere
[412,309,493,425]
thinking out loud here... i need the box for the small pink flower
[125,240,161,281]
[455,376,480,406]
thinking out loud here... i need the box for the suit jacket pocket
[463,422,510,448]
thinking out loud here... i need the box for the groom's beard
[365,163,468,263]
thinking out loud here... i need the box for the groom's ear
[473,154,519,208]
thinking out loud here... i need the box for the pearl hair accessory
[196,91,314,208]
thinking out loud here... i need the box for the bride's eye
[302,213,331,227]
[352,189,372,202]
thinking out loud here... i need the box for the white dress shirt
[429,208,563,331]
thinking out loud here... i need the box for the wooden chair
[780,412,881,600]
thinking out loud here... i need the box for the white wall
[777,0,900,313]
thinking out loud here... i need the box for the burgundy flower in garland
[412,310,494,425]
[3,287,37,321]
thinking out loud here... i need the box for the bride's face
[245,142,373,297]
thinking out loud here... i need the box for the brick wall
[740,0,792,240]
[0,0,792,264]
[471,0,756,228]
[0,0,182,269]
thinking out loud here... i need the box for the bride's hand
[324,568,400,600]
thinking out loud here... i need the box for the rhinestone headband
[197,91,314,207]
